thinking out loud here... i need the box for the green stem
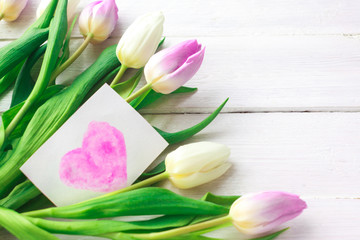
[23,172,170,218]
[50,33,94,83]
[125,82,152,103]
[0,13,4,21]
[109,65,128,87]
[131,215,232,239]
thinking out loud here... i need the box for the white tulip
[0,0,28,22]
[165,142,231,189]
[116,12,164,69]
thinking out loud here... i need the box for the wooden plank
[146,113,360,197]
[1,0,360,39]
[2,35,360,113]
[0,112,359,239]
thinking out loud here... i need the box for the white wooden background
[1,0,360,239]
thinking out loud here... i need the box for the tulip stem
[0,13,3,21]
[126,215,232,239]
[109,65,128,87]
[50,33,94,83]
[125,82,152,103]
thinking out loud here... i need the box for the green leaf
[134,86,198,110]
[137,161,166,181]
[24,188,229,219]
[113,69,143,98]
[0,0,58,80]
[27,215,195,236]
[154,98,228,144]
[11,44,47,107]
[0,207,59,240]
[250,228,289,240]
[201,193,240,209]
[0,180,41,210]
[0,62,24,95]
[1,85,64,142]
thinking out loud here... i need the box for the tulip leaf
[0,62,24,96]
[201,193,240,209]
[0,207,59,240]
[11,44,47,107]
[133,86,198,110]
[154,98,228,144]
[0,85,65,142]
[250,228,289,240]
[0,180,41,210]
[113,69,143,98]
[26,215,196,236]
[0,0,58,80]
[24,188,228,219]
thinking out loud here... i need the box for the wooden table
[1,0,360,239]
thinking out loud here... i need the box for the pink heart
[59,121,127,192]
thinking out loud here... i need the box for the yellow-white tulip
[165,142,231,189]
[116,12,164,69]
[0,0,28,22]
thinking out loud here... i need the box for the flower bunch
[0,0,307,239]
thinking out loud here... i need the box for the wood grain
[1,0,360,239]
[2,35,360,112]
[1,0,360,39]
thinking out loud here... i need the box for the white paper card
[20,85,168,206]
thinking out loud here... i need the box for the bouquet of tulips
[0,0,307,239]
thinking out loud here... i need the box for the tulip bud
[0,0,28,22]
[229,192,307,236]
[116,12,164,69]
[165,142,231,189]
[36,0,79,20]
[144,39,205,94]
[79,0,118,44]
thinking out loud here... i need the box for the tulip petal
[169,162,231,189]
[151,46,205,94]
[1,0,28,22]
[230,192,307,236]
[165,142,230,175]
[116,12,164,68]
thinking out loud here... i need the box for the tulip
[36,0,79,20]
[79,0,118,44]
[116,12,164,69]
[0,0,28,22]
[165,142,231,189]
[51,0,119,81]
[144,39,205,94]
[229,191,307,236]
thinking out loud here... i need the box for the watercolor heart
[59,121,127,192]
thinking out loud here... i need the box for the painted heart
[59,121,127,192]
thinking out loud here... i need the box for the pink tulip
[79,0,118,43]
[144,39,205,94]
[229,191,307,236]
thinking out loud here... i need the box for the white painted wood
[1,0,360,239]
[2,35,360,113]
[1,113,360,239]
[1,0,360,39]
